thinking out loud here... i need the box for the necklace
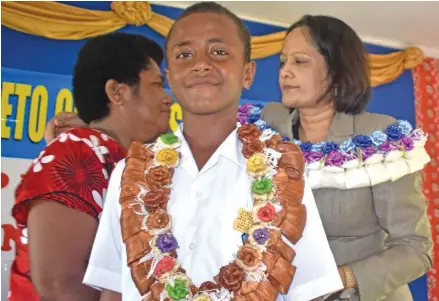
[119,124,306,301]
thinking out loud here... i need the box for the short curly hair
[73,32,164,123]
[165,2,251,63]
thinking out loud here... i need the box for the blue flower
[397,120,413,136]
[311,142,325,152]
[254,120,268,130]
[250,106,262,115]
[300,141,313,152]
[386,125,403,141]
[340,139,356,153]
[248,113,260,123]
[322,142,339,154]
[370,131,387,146]
[352,135,372,148]
[292,139,301,145]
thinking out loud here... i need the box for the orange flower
[146,209,170,230]
[265,134,282,149]
[242,139,265,159]
[238,124,262,143]
[141,189,170,212]
[146,166,173,190]
[199,281,220,292]
[236,244,263,271]
[218,263,244,292]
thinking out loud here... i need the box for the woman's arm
[348,172,433,301]
[44,112,88,143]
[28,200,100,301]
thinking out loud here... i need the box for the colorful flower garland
[120,125,307,301]
[238,103,431,189]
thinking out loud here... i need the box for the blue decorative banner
[1,68,76,159]
[1,68,269,160]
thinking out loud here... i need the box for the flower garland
[238,103,431,189]
[120,124,307,301]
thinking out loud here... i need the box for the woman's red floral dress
[8,128,126,301]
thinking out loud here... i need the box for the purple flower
[352,135,372,148]
[325,151,344,167]
[342,151,358,161]
[323,142,339,155]
[252,228,269,245]
[237,112,249,124]
[300,141,313,152]
[409,129,426,141]
[400,136,414,151]
[378,141,398,152]
[386,125,403,141]
[238,103,252,113]
[304,151,324,164]
[361,146,377,160]
[156,233,178,253]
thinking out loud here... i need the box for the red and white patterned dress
[8,128,126,301]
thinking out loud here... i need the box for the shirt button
[196,191,202,198]
[189,243,195,249]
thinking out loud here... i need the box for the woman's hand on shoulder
[44,112,88,143]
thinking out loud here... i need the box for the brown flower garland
[119,124,306,301]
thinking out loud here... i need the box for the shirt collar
[215,124,247,168]
[173,123,246,175]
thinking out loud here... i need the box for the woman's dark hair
[73,32,164,123]
[287,15,371,114]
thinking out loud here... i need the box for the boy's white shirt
[83,124,343,301]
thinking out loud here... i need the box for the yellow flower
[247,153,269,177]
[156,148,179,167]
[193,294,212,301]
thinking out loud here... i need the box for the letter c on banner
[55,88,74,114]
[169,103,182,132]
[28,85,48,143]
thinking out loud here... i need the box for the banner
[1,68,268,159]
[1,68,187,159]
